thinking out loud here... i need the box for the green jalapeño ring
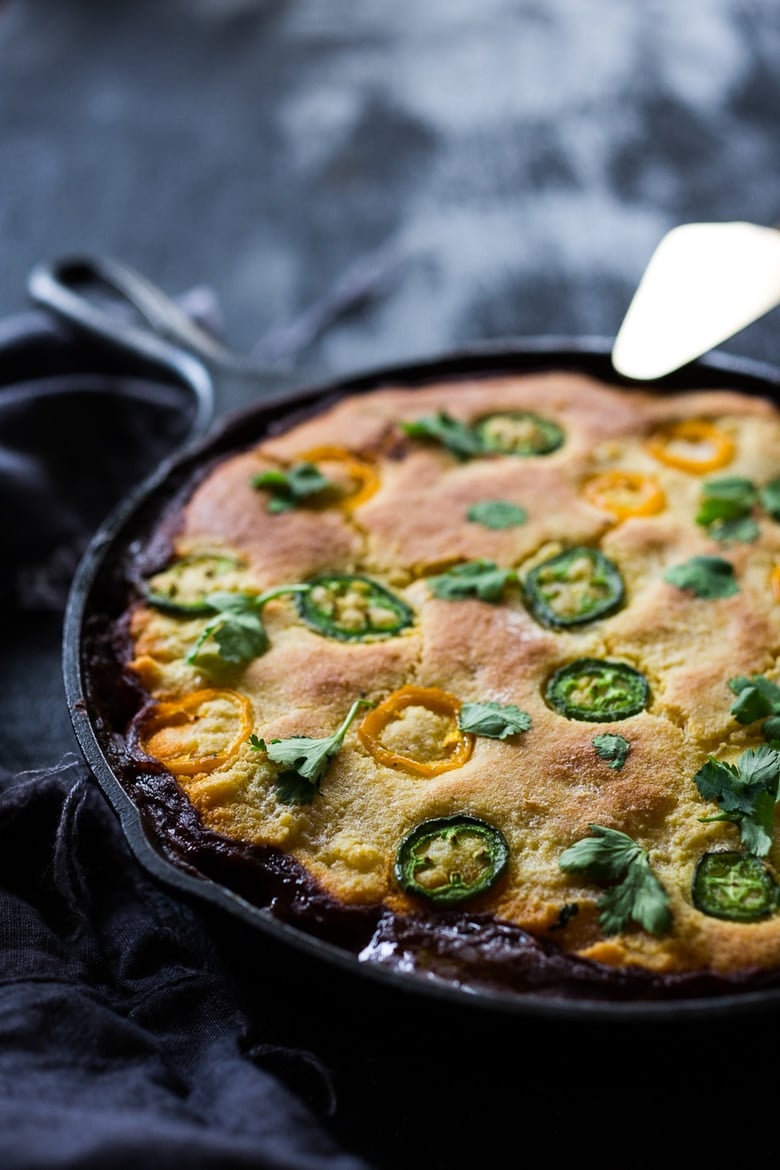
[692,851,778,922]
[476,410,564,456]
[546,658,650,722]
[296,573,414,641]
[394,814,509,906]
[144,553,244,616]
[523,546,625,628]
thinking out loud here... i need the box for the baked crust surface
[123,370,780,989]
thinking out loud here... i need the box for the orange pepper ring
[581,469,666,519]
[297,445,379,510]
[137,688,253,775]
[644,419,735,474]
[771,565,780,603]
[357,685,474,777]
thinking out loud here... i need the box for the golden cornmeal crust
[125,370,780,980]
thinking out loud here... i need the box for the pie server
[612,220,780,381]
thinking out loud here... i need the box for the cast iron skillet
[29,255,780,1023]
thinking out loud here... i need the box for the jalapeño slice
[523,547,625,628]
[476,410,564,456]
[145,553,244,616]
[296,574,413,641]
[546,658,650,722]
[692,851,778,922]
[394,815,509,906]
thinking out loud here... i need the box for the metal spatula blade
[612,221,780,380]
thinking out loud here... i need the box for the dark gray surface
[3,4,780,1167]
[2,0,780,404]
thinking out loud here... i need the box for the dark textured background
[3,2,780,1167]
[3,0,780,379]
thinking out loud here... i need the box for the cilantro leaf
[458,701,532,739]
[693,746,780,856]
[275,770,317,806]
[559,824,672,936]
[251,462,334,513]
[696,477,757,527]
[249,697,372,791]
[427,560,517,602]
[708,517,760,544]
[185,584,310,667]
[762,716,780,742]
[728,674,780,738]
[401,413,484,460]
[663,555,738,599]
[759,476,780,520]
[466,500,528,530]
[592,733,630,771]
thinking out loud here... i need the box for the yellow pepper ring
[297,444,379,510]
[645,419,735,474]
[137,688,253,776]
[581,469,666,519]
[771,565,780,603]
[357,684,474,777]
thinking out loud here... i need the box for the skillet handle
[26,255,265,435]
[27,254,242,366]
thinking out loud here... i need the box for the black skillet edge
[63,336,780,1023]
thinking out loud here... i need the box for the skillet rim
[62,334,780,1023]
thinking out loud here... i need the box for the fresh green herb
[427,560,517,602]
[249,697,373,795]
[401,413,484,460]
[251,462,335,513]
[728,674,780,743]
[273,770,318,806]
[185,584,310,667]
[458,701,532,739]
[696,477,757,527]
[693,745,780,857]
[552,903,580,930]
[402,410,564,460]
[592,733,630,771]
[466,500,528,530]
[692,851,778,922]
[559,824,672,936]
[708,516,760,543]
[695,475,780,543]
[759,476,780,520]
[663,555,739,599]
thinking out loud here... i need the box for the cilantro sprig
[696,477,759,543]
[559,825,672,936]
[466,500,528,530]
[249,697,372,804]
[759,477,780,519]
[185,584,310,667]
[458,701,532,739]
[400,413,484,460]
[693,745,780,856]
[427,560,517,602]
[251,462,335,513]
[663,555,738,599]
[695,474,780,544]
[728,673,780,741]
[592,733,630,771]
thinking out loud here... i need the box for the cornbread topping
[116,368,780,1000]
